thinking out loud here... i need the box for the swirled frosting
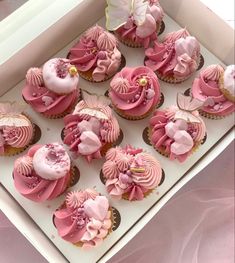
[114,0,164,48]
[145,28,200,80]
[109,66,161,118]
[191,64,235,116]
[23,58,79,117]
[54,189,112,248]
[0,102,34,153]
[103,145,162,200]
[149,106,206,162]
[63,92,120,162]
[13,143,72,202]
[69,26,121,82]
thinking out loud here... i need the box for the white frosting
[223,65,235,96]
[42,58,79,94]
[32,143,71,180]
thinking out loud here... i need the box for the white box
[0,0,234,262]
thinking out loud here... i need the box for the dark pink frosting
[13,144,71,202]
[69,26,121,81]
[149,107,206,162]
[145,29,200,80]
[191,65,235,116]
[109,66,161,117]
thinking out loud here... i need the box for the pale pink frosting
[115,0,164,48]
[23,58,79,117]
[145,29,200,80]
[69,26,121,82]
[192,65,235,116]
[13,144,71,202]
[109,66,161,117]
[26,68,43,87]
[3,125,33,148]
[54,189,112,248]
[63,92,120,162]
[103,145,162,201]
[149,106,206,162]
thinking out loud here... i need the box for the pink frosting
[13,144,71,202]
[69,26,121,82]
[192,65,235,116]
[63,92,120,162]
[23,59,79,116]
[54,189,111,248]
[149,106,206,162]
[115,0,164,48]
[145,29,200,80]
[109,66,161,117]
[103,145,162,201]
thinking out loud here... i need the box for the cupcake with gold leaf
[68,25,123,82]
[22,58,80,119]
[191,64,235,118]
[53,189,117,249]
[102,145,162,201]
[0,102,35,156]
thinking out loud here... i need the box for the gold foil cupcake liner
[68,165,80,188]
[122,189,154,201]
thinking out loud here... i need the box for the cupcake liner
[122,188,154,201]
[0,118,41,157]
[68,54,126,83]
[198,109,228,120]
[68,165,80,187]
[157,20,165,36]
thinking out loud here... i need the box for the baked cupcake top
[54,189,112,249]
[149,94,206,162]
[63,91,120,162]
[0,102,34,155]
[106,0,164,47]
[22,58,79,117]
[13,143,72,202]
[191,64,235,117]
[102,145,162,201]
[68,25,121,82]
[109,66,161,118]
[145,28,200,81]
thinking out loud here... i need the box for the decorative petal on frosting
[26,67,43,86]
[14,156,33,176]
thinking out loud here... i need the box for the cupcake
[109,66,161,120]
[68,25,122,82]
[106,0,164,48]
[22,58,80,118]
[145,28,201,83]
[63,91,120,162]
[102,145,162,201]
[0,102,34,156]
[53,189,113,249]
[13,143,75,202]
[149,94,206,162]
[191,64,235,118]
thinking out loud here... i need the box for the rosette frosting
[13,143,71,202]
[22,58,79,116]
[54,189,112,248]
[109,66,161,117]
[149,101,206,162]
[102,145,162,201]
[145,28,200,80]
[69,25,121,82]
[63,92,120,162]
[0,102,34,154]
[106,0,164,48]
[191,64,235,116]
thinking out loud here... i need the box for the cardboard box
[0,0,234,262]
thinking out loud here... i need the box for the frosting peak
[201,64,224,81]
[111,77,130,93]
[164,28,190,42]
[97,32,117,51]
[14,156,33,176]
[84,25,104,40]
[26,67,44,86]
